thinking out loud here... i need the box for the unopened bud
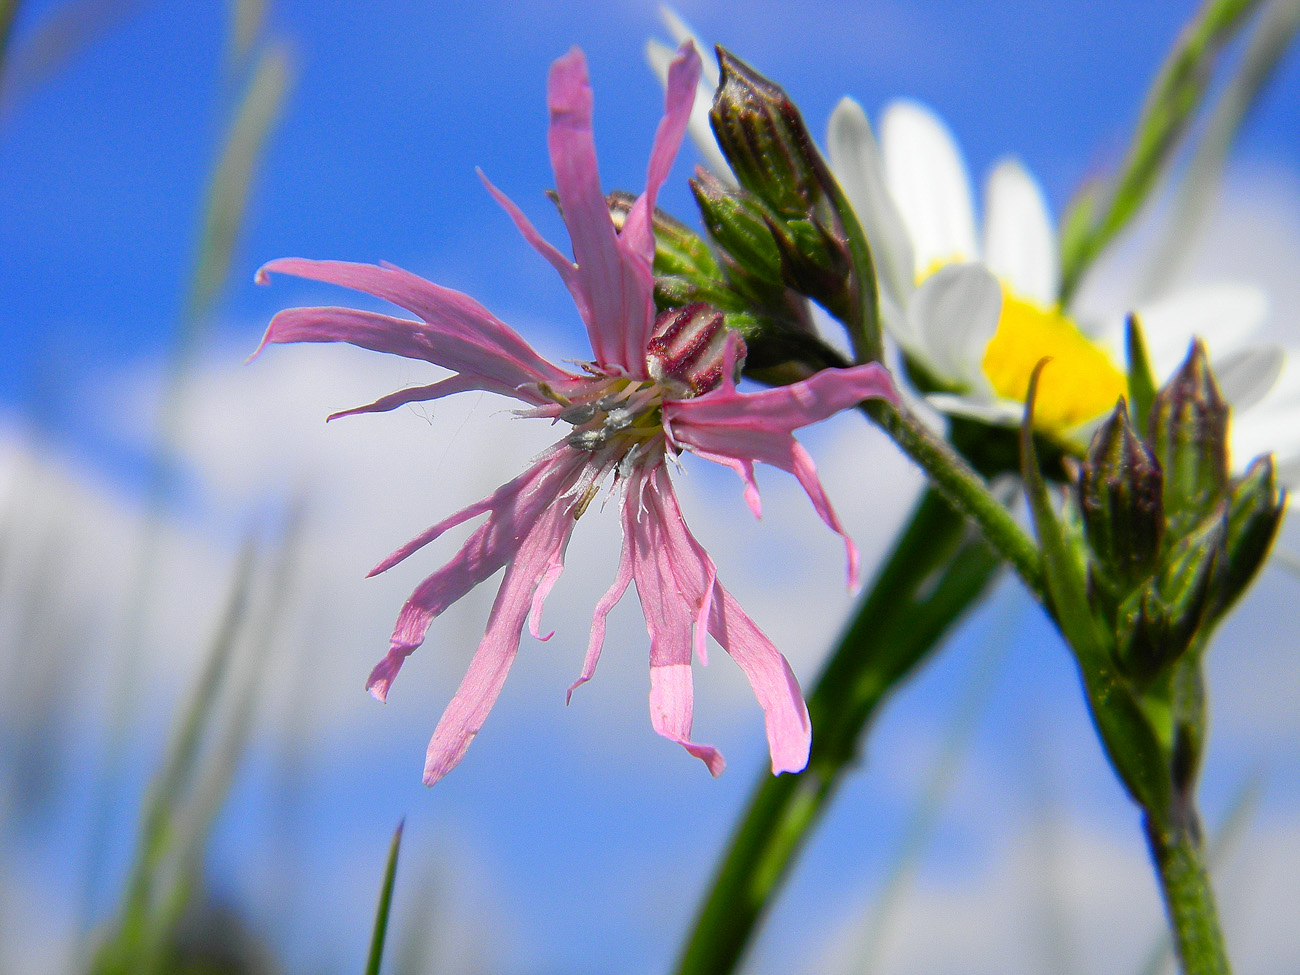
[1214,454,1286,616]
[709,48,827,217]
[704,47,881,362]
[1148,340,1229,539]
[606,190,720,284]
[766,215,856,323]
[1078,400,1164,593]
[646,303,740,397]
[690,169,785,286]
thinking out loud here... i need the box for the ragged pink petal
[479,170,587,326]
[256,259,570,391]
[620,465,726,772]
[638,466,810,775]
[422,482,585,785]
[618,43,700,356]
[667,364,895,587]
[568,526,635,703]
[547,49,652,375]
[650,662,725,776]
[328,373,522,422]
[706,585,811,775]
[364,449,586,702]
[669,362,897,433]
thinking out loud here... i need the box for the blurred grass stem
[1058,0,1264,300]
[81,39,291,924]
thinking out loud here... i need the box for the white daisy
[827,97,1293,483]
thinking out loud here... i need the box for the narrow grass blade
[0,0,146,119]
[1138,0,1300,300]
[1059,0,1264,299]
[185,42,292,333]
[849,614,1010,975]
[0,0,21,79]
[91,539,257,974]
[230,0,267,67]
[136,505,306,974]
[366,820,406,975]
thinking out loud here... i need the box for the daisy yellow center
[982,288,1126,433]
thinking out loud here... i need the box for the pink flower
[255,44,897,784]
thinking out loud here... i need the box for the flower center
[981,287,1126,432]
[561,378,667,455]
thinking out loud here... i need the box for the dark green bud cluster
[1021,338,1286,817]
[1076,341,1285,687]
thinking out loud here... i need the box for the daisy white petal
[909,262,1003,393]
[983,158,1058,305]
[1138,283,1269,377]
[827,97,916,323]
[1212,345,1285,414]
[881,100,978,275]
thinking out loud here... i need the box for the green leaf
[1126,314,1159,432]
[185,43,293,334]
[365,820,406,975]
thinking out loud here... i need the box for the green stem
[673,488,1001,975]
[867,400,1043,600]
[1144,806,1232,975]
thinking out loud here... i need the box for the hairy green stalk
[1145,808,1232,975]
[673,488,1001,975]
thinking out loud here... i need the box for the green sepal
[765,214,856,323]
[689,169,785,287]
[1114,513,1224,684]
[1079,399,1165,595]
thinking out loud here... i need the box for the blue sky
[2,2,1300,974]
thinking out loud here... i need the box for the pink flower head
[254,44,897,784]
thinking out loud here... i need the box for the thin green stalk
[1144,808,1232,975]
[1139,0,1300,301]
[673,488,1001,975]
[1138,773,1262,975]
[867,399,1043,600]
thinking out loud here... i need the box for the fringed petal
[666,364,896,586]
[422,489,583,784]
[255,258,570,391]
[365,449,585,702]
